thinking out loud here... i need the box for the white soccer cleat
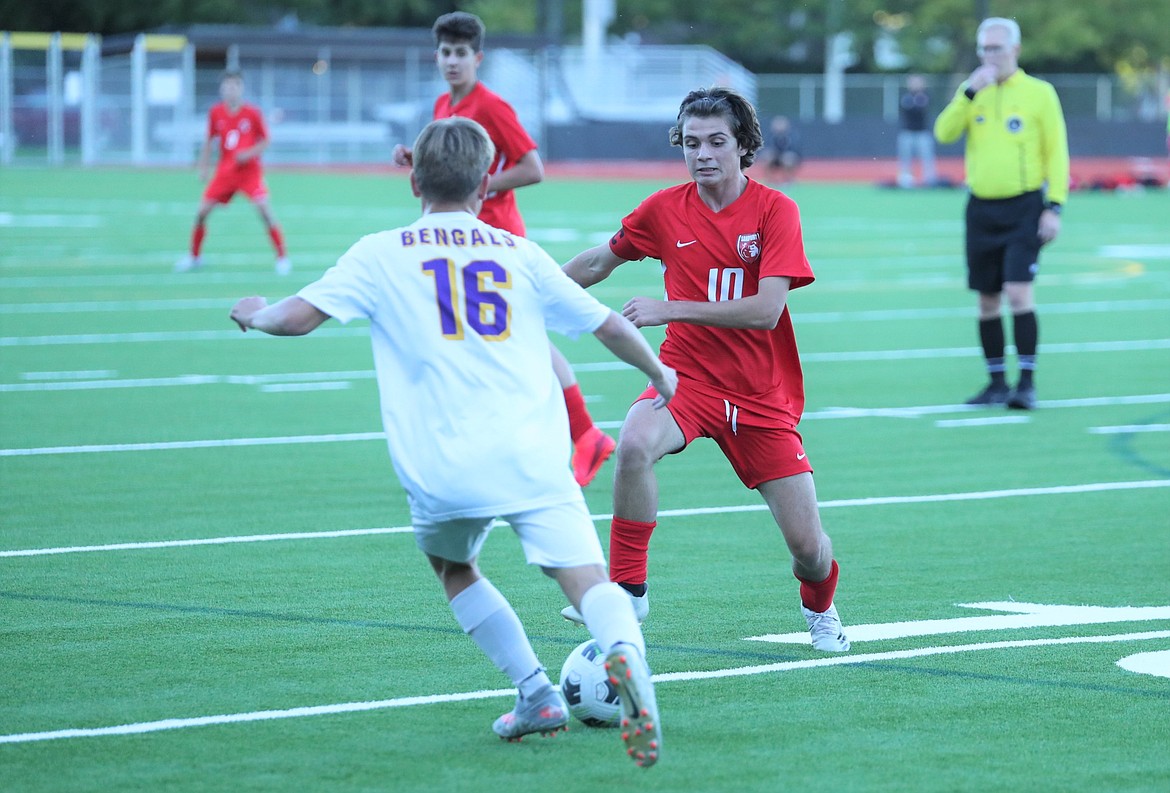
[802,603,851,652]
[605,642,662,767]
[174,255,202,273]
[562,587,649,625]
[275,256,292,275]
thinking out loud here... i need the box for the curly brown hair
[668,86,764,169]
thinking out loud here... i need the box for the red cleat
[572,426,616,487]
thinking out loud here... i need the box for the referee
[935,17,1069,410]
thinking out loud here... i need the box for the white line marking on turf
[1099,244,1170,259]
[5,480,1167,558]
[0,327,369,347]
[0,528,413,557]
[1089,424,1170,435]
[258,382,352,393]
[935,416,1032,428]
[746,602,1170,644]
[20,370,117,381]
[2,629,1166,744]
[1116,650,1170,679]
[0,432,386,457]
[0,371,377,393]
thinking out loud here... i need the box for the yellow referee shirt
[935,68,1069,205]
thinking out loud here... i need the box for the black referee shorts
[965,189,1045,293]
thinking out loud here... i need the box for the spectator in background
[934,17,1069,411]
[392,11,616,487]
[897,74,937,188]
[761,115,802,185]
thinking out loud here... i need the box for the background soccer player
[560,87,850,653]
[230,116,670,766]
[176,70,290,275]
[392,12,615,487]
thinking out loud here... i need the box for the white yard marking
[1099,244,1170,259]
[1089,424,1170,435]
[0,212,102,228]
[935,416,1032,428]
[0,527,413,557]
[1116,650,1170,679]
[20,370,117,381]
[2,629,1166,744]
[0,432,386,457]
[746,602,1170,644]
[4,480,1167,557]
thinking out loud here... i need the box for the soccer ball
[558,639,621,728]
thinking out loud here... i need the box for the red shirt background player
[391,11,614,487]
[175,70,290,275]
[432,81,536,237]
[561,87,851,654]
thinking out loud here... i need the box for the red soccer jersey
[207,102,268,173]
[433,82,537,236]
[609,179,815,422]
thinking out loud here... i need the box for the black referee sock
[1013,311,1038,388]
[978,317,1007,387]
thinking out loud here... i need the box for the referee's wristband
[1044,201,1062,215]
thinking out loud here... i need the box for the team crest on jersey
[239,119,252,133]
[736,232,761,264]
[1006,115,1023,133]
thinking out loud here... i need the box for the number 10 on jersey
[422,258,512,341]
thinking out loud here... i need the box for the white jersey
[298,211,611,521]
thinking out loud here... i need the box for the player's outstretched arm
[563,244,626,288]
[592,312,677,407]
[230,296,330,336]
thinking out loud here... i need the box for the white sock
[449,578,549,695]
[580,581,646,657]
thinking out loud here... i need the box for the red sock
[608,517,656,585]
[268,225,286,257]
[796,559,839,613]
[191,223,206,257]
[563,383,593,442]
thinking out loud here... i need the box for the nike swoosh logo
[676,240,697,247]
[796,453,807,460]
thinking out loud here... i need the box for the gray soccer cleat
[492,684,570,741]
[605,642,662,768]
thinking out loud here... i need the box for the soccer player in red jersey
[561,87,850,652]
[176,70,290,275]
[392,12,614,487]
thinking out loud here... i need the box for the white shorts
[411,498,605,568]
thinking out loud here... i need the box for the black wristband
[964,86,977,100]
[1044,202,1062,215]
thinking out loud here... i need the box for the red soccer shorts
[636,383,812,489]
[203,165,268,205]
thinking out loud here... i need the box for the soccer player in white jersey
[229,116,673,767]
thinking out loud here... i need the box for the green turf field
[2,166,1168,792]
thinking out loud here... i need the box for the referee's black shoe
[965,383,1010,406]
[1007,385,1037,410]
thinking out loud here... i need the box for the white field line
[6,297,1168,318]
[0,432,386,457]
[935,416,1032,428]
[3,394,1169,454]
[4,479,1167,558]
[2,629,1167,745]
[1089,424,1170,435]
